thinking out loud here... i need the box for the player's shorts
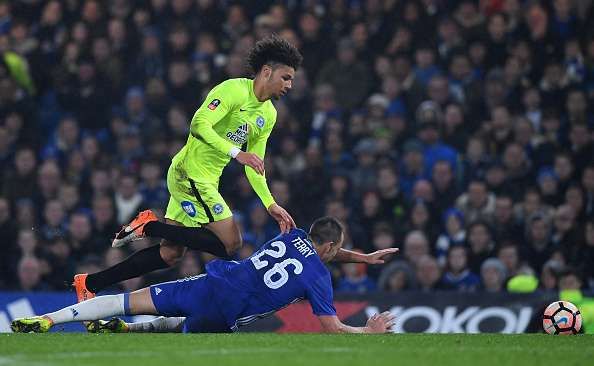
[149,274,231,333]
[164,163,232,227]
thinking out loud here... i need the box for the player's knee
[160,244,186,266]
[224,237,242,256]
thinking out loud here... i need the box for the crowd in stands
[0,0,594,296]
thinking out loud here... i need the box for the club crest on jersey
[256,116,265,128]
[208,99,221,110]
[226,123,248,145]
[181,201,196,217]
[212,203,224,215]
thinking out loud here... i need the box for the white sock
[127,317,185,333]
[45,294,127,324]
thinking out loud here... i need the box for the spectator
[398,139,426,198]
[431,160,459,214]
[523,213,556,273]
[480,258,507,292]
[539,259,563,291]
[17,256,49,291]
[435,208,466,266]
[350,138,378,193]
[497,242,522,279]
[376,163,406,223]
[493,194,523,241]
[401,199,438,245]
[441,246,480,292]
[456,179,496,223]
[44,236,76,289]
[415,255,444,291]
[378,260,416,292]
[114,174,146,225]
[138,159,168,209]
[40,199,67,242]
[338,250,377,293]
[273,136,305,180]
[2,147,37,200]
[402,230,430,267]
[466,220,496,274]
[317,37,370,110]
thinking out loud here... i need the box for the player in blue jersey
[12,217,396,334]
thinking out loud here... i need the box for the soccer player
[73,35,303,301]
[13,217,396,334]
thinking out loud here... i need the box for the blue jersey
[205,228,336,330]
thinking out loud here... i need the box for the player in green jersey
[72,35,301,301]
[73,36,395,302]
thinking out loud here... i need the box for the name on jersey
[226,123,248,145]
[292,237,315,258]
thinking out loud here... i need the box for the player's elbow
[189,124,202,140]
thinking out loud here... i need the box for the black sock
[144,221,230,258]
[85,244,169,293]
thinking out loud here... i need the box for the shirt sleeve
[306,273,337,316]
[245,111,276,209]
[190,80,245,157]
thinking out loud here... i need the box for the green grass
[0,333,592,366]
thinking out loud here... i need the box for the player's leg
[87,316,185,333]
[125,316,186,333]
[78,219,185,298]
[142,216,241,257]
[140,179,238,256]
[11,288,158,333]
[204,217,242,255]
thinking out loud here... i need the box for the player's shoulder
[213,78,250,100]
[289,227,308,239]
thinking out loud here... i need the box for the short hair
[309,216,344,245]
[246,34,303,74]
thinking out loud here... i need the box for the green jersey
[171,78,277,208]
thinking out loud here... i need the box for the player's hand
[236,151,265,175]
[365,248,399,264]
[267,203,296,234]
[366,311,396,333]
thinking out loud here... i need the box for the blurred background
[0,0,593,333]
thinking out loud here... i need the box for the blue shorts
[149,274,231,333]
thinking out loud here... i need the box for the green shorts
[164,164,232,227]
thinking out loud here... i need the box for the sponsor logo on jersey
[154,287,162,295]
[213,203,224,215]
[256,116,265,128]
[226,123,249,145]
[181,201,196,217]
[208,99,221,110]
[71,308,79,317]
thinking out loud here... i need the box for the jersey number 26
[251,241,303,289]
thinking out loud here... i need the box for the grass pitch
[0,333,591,366]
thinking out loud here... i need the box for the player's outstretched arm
[267,202,297,233]
[317,312,395,334]
[333,248,399,264]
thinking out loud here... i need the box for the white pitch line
[8,347,359,361]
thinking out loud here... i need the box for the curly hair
[246,34,303,74]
